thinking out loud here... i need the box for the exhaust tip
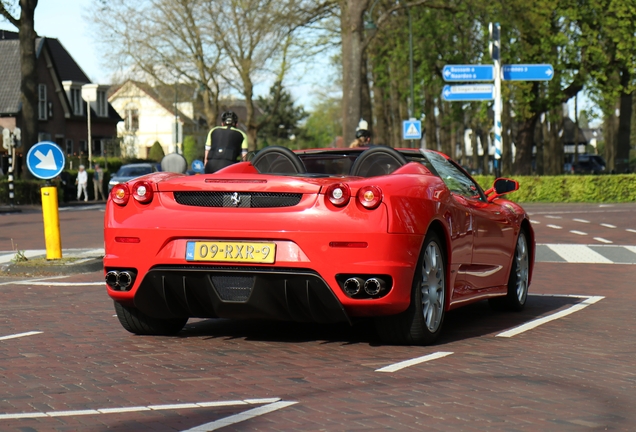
[364,278,384,296]
[343,277,364,296]
[117,271,132,289]
[105,271,119,289]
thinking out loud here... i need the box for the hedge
[1,173,636,205]
[473,174,636,203]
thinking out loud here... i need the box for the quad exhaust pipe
[105,270,134,290]
[343,276,387,297]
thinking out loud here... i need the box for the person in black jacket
[204,111,249,174]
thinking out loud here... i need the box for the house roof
[0,38,21,114]
[561,117,588,145]
[0,30,99,116]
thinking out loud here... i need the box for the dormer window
[71,88,83,115]
[96,90,107,117]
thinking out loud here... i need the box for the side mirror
[486,178,519,202]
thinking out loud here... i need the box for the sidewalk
[0,247,104,275]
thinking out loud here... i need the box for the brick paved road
[0,203,634,430]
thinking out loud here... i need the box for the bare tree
[0,0,38,179]
[91,0,222,127]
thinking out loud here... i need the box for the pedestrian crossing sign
[402,119,422,140]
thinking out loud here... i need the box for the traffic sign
[192,159,204,173]
[26,141,66,180]
[442,85,495,102]
[443,65,494,82]
[402,119,422,140]
[502,64,554,81]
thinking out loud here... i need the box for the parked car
[104,146,535,345]
[567,155,606,174]
[108,163,158,192]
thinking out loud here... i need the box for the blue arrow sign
[443,65,494,82]
[26,141,66,180]
[442,85,495,102]
[502,64,554,81]
[402,119,422,140]
[192,159,204,173]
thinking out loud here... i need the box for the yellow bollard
[41,186,62,259]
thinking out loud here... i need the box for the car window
[117,166,153,177]
[422,151,485,200]
[298,154,357,175]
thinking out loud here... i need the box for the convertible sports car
[104,146,535,345]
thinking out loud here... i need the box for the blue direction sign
[402,119,422,140]
[443,64,494,82]
[26,141,65,180]
[442,84,495,102]
[502,64,554,81]
[192,159,204,173]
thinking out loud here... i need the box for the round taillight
[357,186,383,209]
[132,180,153,203]
[111,184,130,206]
[325,183,350,207]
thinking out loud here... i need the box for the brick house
[0,30,120,168]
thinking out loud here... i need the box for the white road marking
[375,352,454,373]
[569,230,587,236]
[573,218,590,223]
[0,331,42,341]
[182,401,298,432]
[626,229,636,233]
[593,237,613,244]
[0,398,282,421]
[11,281,104,286]
[547,224,562,229]
[530,220,540,224]
[546,244,613,264]
[624,246,636,254]
[599,204,615,208]
[497,295,604,338]
[544,215,562,219]
[600,223,617,229]
[0,275,69,286]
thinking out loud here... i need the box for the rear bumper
[129,265,350,324]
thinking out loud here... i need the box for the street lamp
[81,84,99,167]
[365,0,415,119]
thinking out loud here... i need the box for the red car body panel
[104,148,535,326]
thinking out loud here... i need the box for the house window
[38,84,47,120]
[79,140,86,154]
[66,139,73,154]
[96,90,107,117]
[71,88,83,115]
[124,108,139,132]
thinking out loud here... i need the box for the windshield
[117,166,153,177]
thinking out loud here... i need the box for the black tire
[114,301,187,336]
[489,230,530,312]
[375,231,446,345]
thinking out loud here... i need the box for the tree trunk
[340,0,369,145]
[19,0,38,180]
[616,67,632,173]
[471,122,479,173]
[360,52,372,134]
[389,65,401,147]
[537,115,546,175]
[371,76,388,146]
[242,75,258,151]
[512,114,539,175]
[604,105,618,172]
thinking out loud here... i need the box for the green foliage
[298,95,343,148]
[182,135,201,166]
[147,141,166,162]
[474,174,636,203]
[257,82,308,148]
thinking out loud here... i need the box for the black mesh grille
[173,191,302,208]
[210,275,254,301]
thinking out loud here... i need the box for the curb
[0,257,103,276]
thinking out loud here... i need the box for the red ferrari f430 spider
[104,146,535,345]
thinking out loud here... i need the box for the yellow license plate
[186,241,276,263]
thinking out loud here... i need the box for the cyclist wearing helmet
[349,127,372,148]
[204,111,249,173]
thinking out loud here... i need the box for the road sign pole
[491,22,502,177]
[8,146,15,207]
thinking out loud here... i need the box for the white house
[108,80,200,158]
